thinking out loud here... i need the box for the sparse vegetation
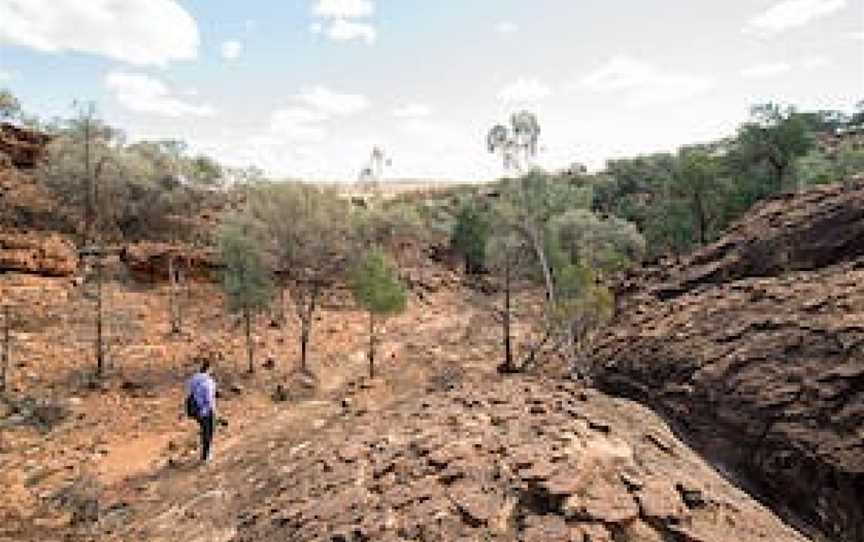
[349,247,407,378]
[218,219,274,373]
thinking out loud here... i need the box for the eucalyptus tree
[487,110,541,171]
[494,169,593,305]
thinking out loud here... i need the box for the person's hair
[200,360,211,373]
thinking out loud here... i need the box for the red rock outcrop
[0,122,52,170]
[591,179,864,542]
[121,241,221,283]
[0,229,77,277]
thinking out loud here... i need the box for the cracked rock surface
[230,377,806,542]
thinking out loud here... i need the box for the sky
[0,0,862,182]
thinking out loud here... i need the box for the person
[187,360,216,463]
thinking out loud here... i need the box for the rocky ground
[0,228,535,542]
[94,377,808,542]
[591,178,864,541]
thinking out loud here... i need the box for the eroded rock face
[231,378,806,542]
[592,179,864,542]
[0,123,52,170]
[121,242,220,283]
[0,229,77,277]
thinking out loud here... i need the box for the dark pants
[197,412,214,461]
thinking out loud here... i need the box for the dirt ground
[0,262,542,542]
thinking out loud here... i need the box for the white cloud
[260,85,370,145]
[310,0,377,44]
[741,62,793,78]
[105,72,215,118]
[744,0,847,36]
[0,70,10,81]
[802,54,831,69]
[497,77,553,103]
[312,0,374,19]
[268,108,328,142]
[0,0,198,66]
[579,56,714,107]
[296,86,369,115]
[221,40,243,61]
[323,19,377,44]
[495,21,519,34]
[393,103,432,118]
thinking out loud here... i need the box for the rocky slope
[591,178,864,542]
[104,377,807,542]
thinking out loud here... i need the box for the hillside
[0,168,813,541]
[590,177,864,541]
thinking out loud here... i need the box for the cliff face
[591,178,864,542]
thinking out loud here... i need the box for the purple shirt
[188,372,216,417]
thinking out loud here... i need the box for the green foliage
[735,103,815,191]
[549,209,645,277]
[352,198,426,248]
[796,150,838,186]
[836,146,864,179]
[248,182,352,371]
[218,220,274,315]
[450,202,490,274]
[186,155,224,187]
[37,106,227,242]
[350,247,407,317]
[0,89,21,121]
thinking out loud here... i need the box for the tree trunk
[503,260,513,372]
[300,320,309,373]
[368,312,376,378]
[278,286,286,327]
[1,306,9,392]
[84,114,93,246]
[95,252,104,378]
[694,194,707,246]
[245,308,254,374]
[177,260,186,332]
[298,286,318,373]
[769,156,786,192]
[168,255,179,334]
[530,228,556,305]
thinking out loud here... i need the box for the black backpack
[185,393,199,419]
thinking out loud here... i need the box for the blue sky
[0,0,862,181]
